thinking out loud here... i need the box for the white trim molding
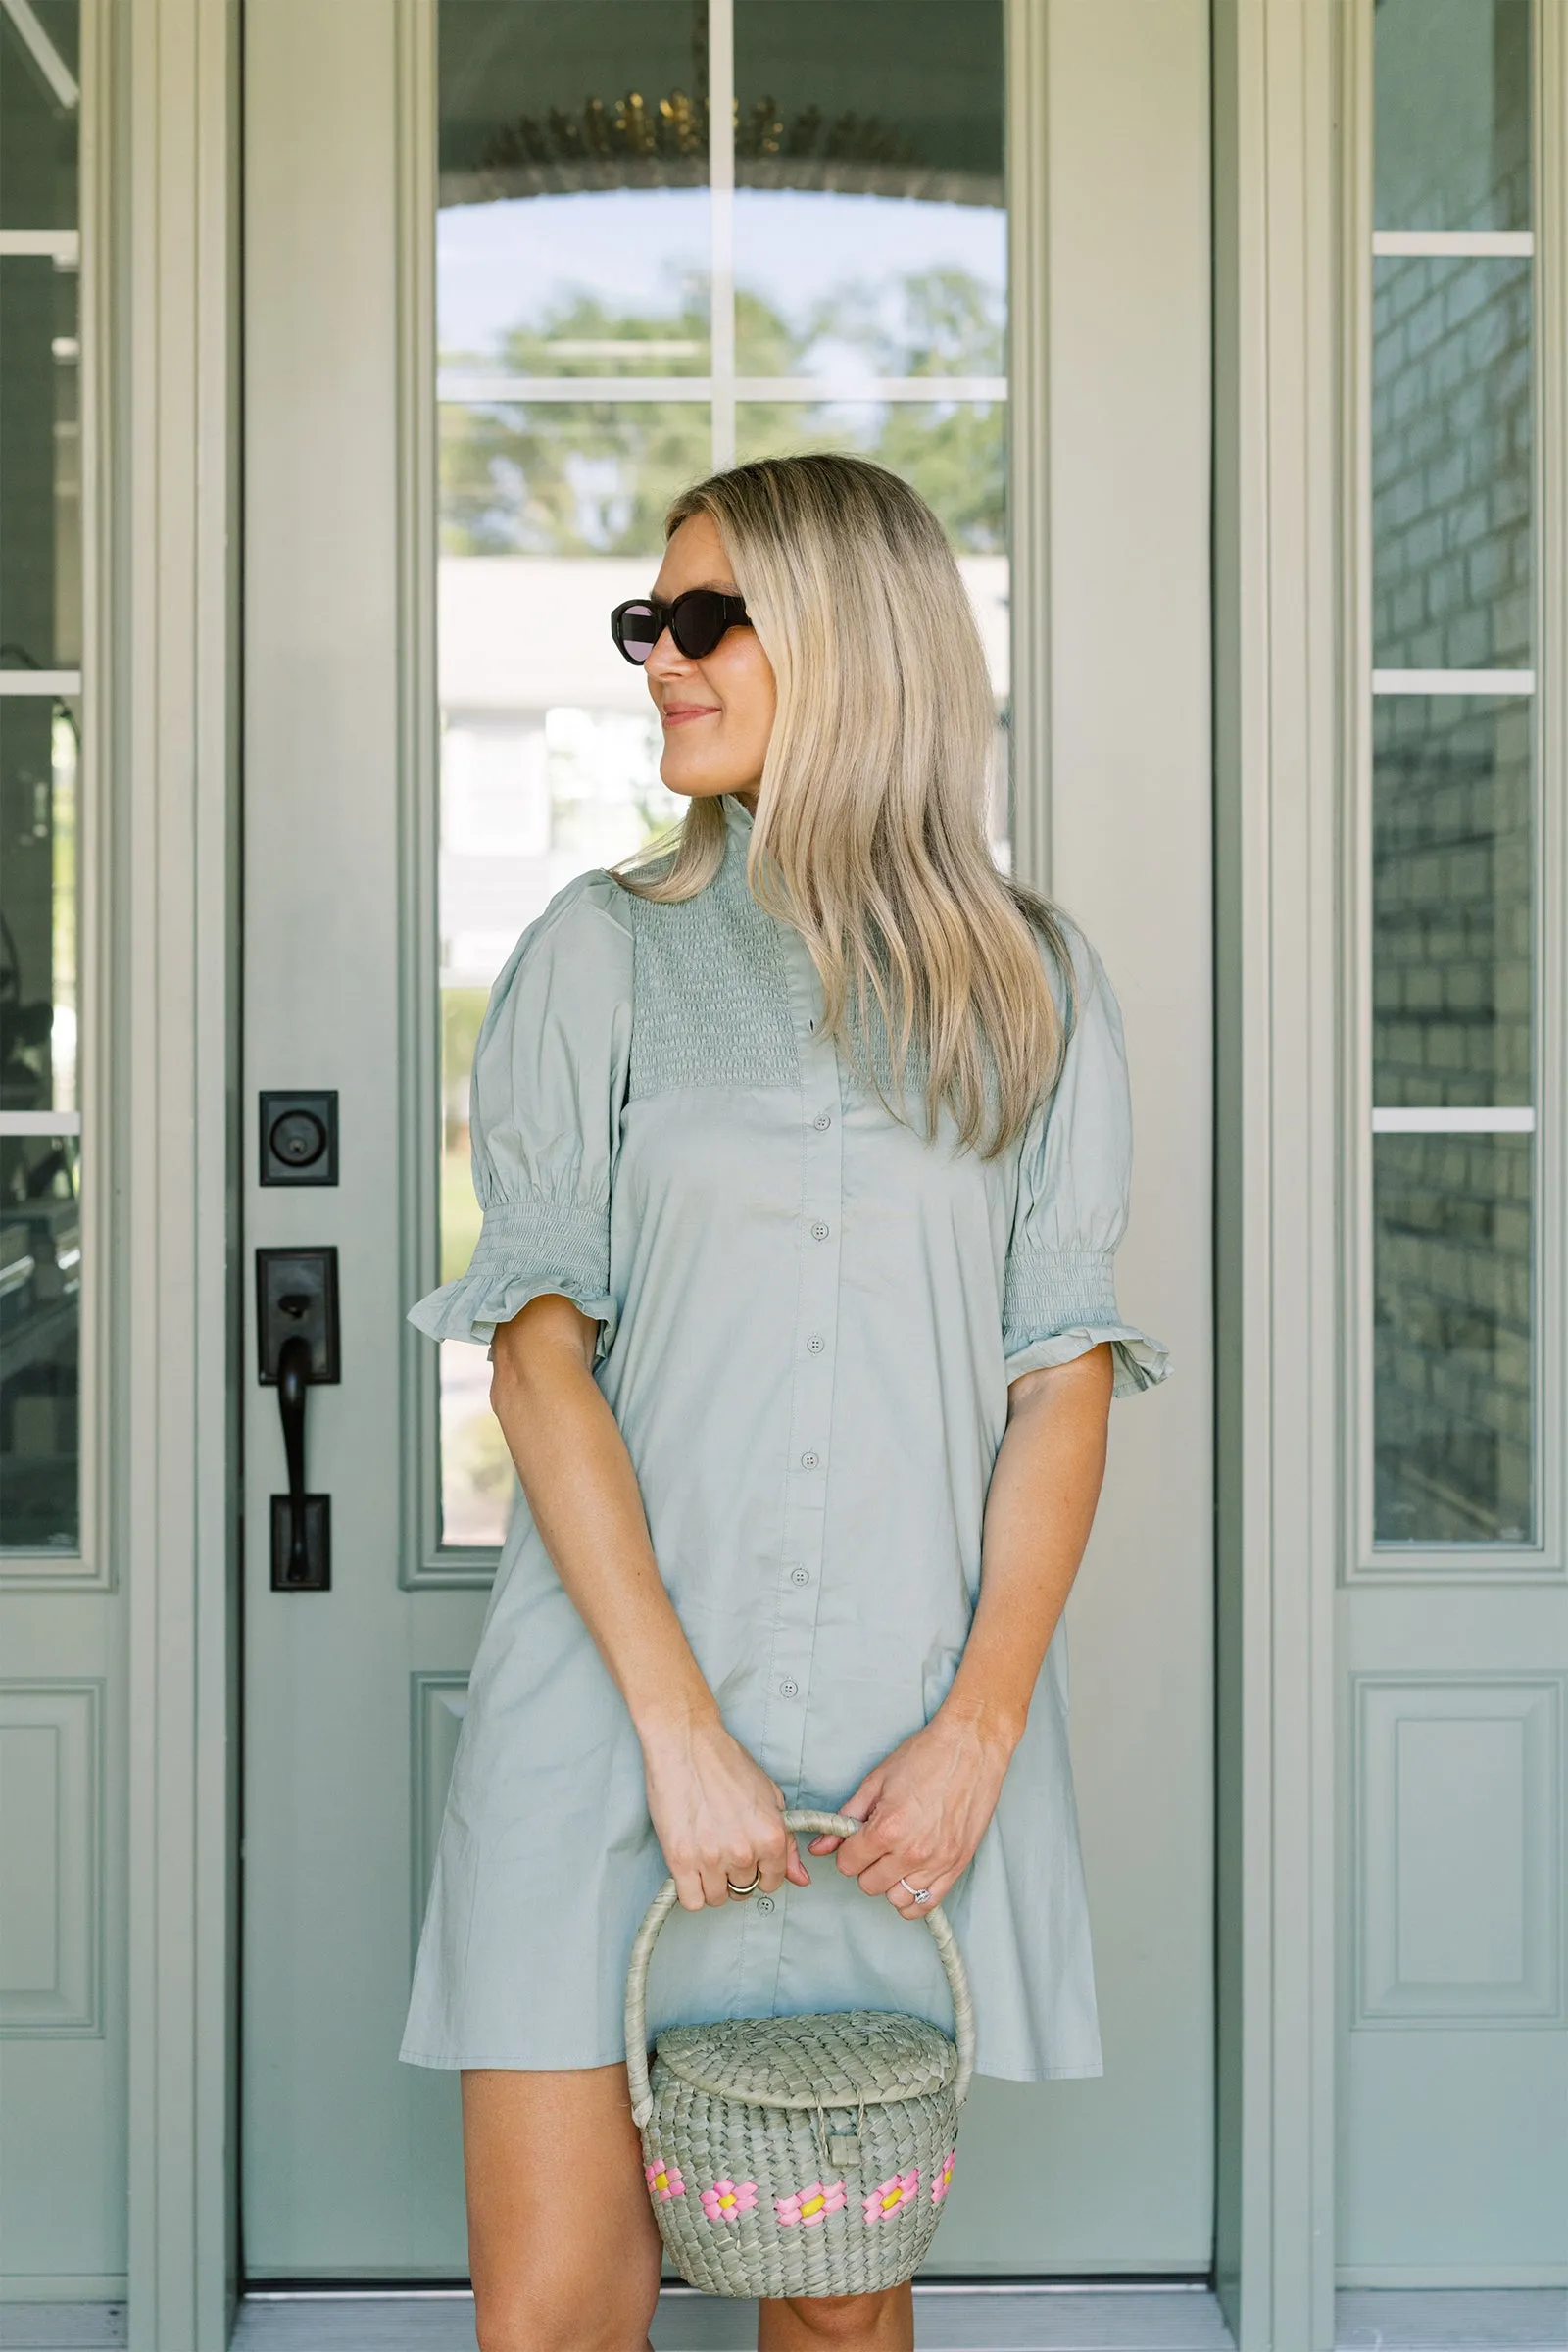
[1371,229,1535,257]
[118,0,242,2343]
[1213,0,1341,2343]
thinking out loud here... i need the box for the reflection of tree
[440,269,1004,558]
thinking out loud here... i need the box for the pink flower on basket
[775,2180,847,2228]
[645,2158,685,2202]
[701,2179,759,2224]
[863,2168,920,2224]
[931,2151,956,2205]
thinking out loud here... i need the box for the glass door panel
[435,0,1007,1549]
[0,0,83,1555]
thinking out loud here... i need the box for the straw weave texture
[625,1812,974,2299]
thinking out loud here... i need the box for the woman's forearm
[488,1294,717,1740]
[941,1343,1114,1749]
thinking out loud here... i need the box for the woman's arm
[489,1293,810,1910]
[811,1341,1114,1912]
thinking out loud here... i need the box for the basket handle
[623,1810,975,2128]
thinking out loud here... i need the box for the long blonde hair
[618,454,1070,1155]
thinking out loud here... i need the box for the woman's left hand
[808,1707,1017,1918]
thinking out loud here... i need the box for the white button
[807,1334,825,1353]
[813,1111,832,1131]
[778,1679,800,1698]
[800,1449,820,1469]
[790,1566,811,1587]
[757,1895,776,1914]
[810,1221,830,1241]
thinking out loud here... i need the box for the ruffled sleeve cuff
[407,1195,615,1355]
[1003,1246,1172,1400]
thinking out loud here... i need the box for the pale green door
[1338,0,1568,2282]
[241,0,1216,2282]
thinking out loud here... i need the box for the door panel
[241,0,1214,2278]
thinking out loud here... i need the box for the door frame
[115,0,1338,2343]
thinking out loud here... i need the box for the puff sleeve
[407,872,634,1357]
[1003,923,1172,1400]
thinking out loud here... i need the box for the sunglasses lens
[613,602,662,663]
[671,590,727,659]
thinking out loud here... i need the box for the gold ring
[726,1869,762,1899]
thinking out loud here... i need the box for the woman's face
[644,513,777,811]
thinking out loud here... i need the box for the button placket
[757,925,844,1806]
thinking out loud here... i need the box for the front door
[240,0,1214,2283]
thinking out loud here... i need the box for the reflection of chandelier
[449,91,998,211]
[473,89,920,187]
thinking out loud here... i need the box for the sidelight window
[0,1,83,1557]
[1365,0,1542,1550]
[433,0,1008,1550]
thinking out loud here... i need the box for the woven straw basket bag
[624,1810,976,2299]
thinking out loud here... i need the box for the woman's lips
[662,703,719,727]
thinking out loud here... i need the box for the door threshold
[227,2284,1232,2351]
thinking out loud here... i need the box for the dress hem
[399,2046,1105,2082]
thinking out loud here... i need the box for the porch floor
[3,2288,1566,2352]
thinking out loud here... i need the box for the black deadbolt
[260,1090,338,1186]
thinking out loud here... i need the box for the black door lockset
[256,1247,340,1591]
[259,1090,339,1186]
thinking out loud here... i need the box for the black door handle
[276,1332,314,1583]
[256,1248,340,1591]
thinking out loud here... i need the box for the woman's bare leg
[758,2284,913,2352]
[462,2065,662,2352]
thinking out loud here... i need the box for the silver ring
[898,1877,934,1906]
[726,1869,762,1899]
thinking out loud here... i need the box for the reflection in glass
[1373,698,1531,1109]
[1374,1134,1533,1544]
[438,1,710,379]
[1372,257,1532,673]
[435,0,1010,1544]
[0,1136,80,1550]
[1374,0,1530,234]
[0,2,79,231]
[733,0,1004,379]
[735,399,1004,552]
[441,399,710,557]
[0,258,80,673]
[1,0,80,1554]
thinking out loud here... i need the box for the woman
[401,454,1168,2352]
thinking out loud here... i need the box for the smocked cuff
[407,1196,615,1355]
[1003,1247,1172,1399]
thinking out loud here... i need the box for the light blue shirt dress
[400,793,1169,2082]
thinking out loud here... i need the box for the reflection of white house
[436,558,1011,984]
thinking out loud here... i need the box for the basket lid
[653,2006,958,2111]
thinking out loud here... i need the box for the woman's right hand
[641,1713,814,1912]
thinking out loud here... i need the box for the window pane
[0,1134,80,1551]
[1,0,80,1556]
[441,398,711,555]
[732,0,1004,382]
[1374,1133,1533,1544]
[1372,256,1532,673]
[0,2,78,231]
[438,1,710,381]
[1374,0,1530,234]
[0,258,80,675]
[436,399,684,1544]
[1373,696,1532,1109]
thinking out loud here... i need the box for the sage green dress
[399,794,1168,2081]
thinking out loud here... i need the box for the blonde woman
[402,455,1168,2352]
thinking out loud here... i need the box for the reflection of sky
[438,188,1004,376]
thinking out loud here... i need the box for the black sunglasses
[611,588,752,665]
